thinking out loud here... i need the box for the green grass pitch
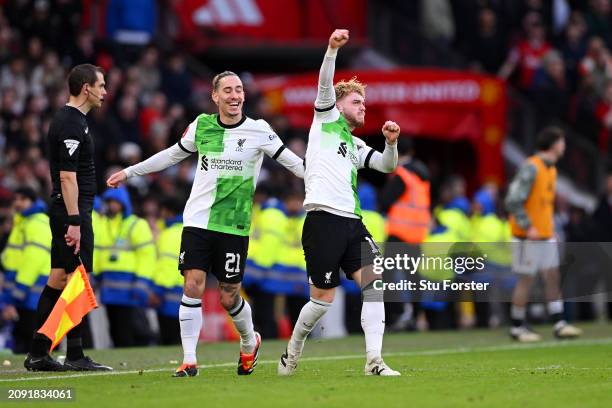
[1,322,611,407]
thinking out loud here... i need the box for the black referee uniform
[47,105,96,272]
[29,105,95,360]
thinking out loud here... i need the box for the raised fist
[382,121,400,144]
[329,29,349,49]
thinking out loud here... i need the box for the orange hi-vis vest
[385,166,431,243]
[510,155,556,239]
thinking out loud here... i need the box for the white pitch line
[2,337,612,383]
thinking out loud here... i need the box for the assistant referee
[24,64,111,372]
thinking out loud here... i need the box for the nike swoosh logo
[179,319,193,321]
[372,366,385,375]
[280,352,288,367]
[226,273,240,279]
[29,358,43,363]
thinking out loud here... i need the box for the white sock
[288,298,331,355]
[548,300,566,327]
[361,301,385,363]
[179,295,203,365]
[228,297,256,353]
[511,305,526,324]
[547,300,564,315]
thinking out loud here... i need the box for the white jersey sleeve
[353,137,374,170]
[256,119,285,157]
[257,119,305,178]
[124,120,197,178]
[178,119,198,153]
[314,47,339,122]
[353,136,398,173]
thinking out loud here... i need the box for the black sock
[511,318,524,328]
[550,312,564,325]
[66,323,85,360]
[30,285,62,357]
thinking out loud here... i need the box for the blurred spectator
[499,12,553,90]
[591,171,612,319]
[558,12,588,91]
[69,29,97,67]
[530,50,571,122]
[161,53,192,105]
[30,51,65,96]
[0,57,28,114]
[136,46,161,99]
[578,36,612,98]
[2,160,41,193]
[22,0,55,46]
[465,8,507,74]
[26,36,44,68]
[139,91,166,143]
[95,187,156,347]
[564,205,592,242]
[519,0,554,31]
[421,0,455,47]
[111,95,141,144]
[0,21,15,65]
[118,142,143,168]
[592,170,612,241]
[1,88,21,141]
[585,0,612,47]
[595,80,612,153]
[150,197,182,345]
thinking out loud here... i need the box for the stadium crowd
[0,0,611,351]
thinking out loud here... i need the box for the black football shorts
[302,211,380,289]
[49,195,93,273]
[178,226,249,284]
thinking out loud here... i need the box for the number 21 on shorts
[225,253,241,273]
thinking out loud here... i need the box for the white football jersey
[179,113,288,235]
[303,107,374,217]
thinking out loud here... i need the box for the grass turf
[1,322,611,407]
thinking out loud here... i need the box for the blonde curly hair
[334,77,366,100]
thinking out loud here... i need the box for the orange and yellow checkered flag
[38,264,98,351]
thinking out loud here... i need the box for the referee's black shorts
[49,194,94,273]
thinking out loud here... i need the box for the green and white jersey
[178,114,300,235]
[125,113,304,236]
[304,46,398,218]
[303,106,375,218]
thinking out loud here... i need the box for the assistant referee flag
[38,265,98,351]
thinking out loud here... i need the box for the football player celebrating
[108,71,304,377]
[277,29,401,376]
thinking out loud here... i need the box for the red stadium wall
[257,69,507,185]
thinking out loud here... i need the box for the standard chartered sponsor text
[210,158,243,171]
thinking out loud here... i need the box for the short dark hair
[14,187,37,203]
[536,126,565,151]
[212,71,239,91]
[67,64,103,96]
